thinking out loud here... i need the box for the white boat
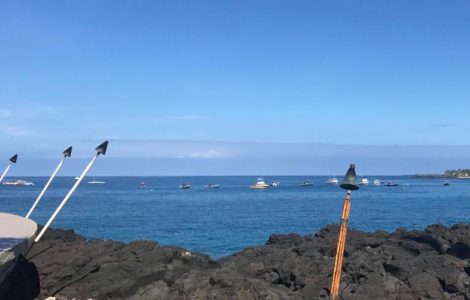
[270,181,280,187]
[74,176,80,180]
[88,178,106,184]
[373,179,381,186]
[2,179,34,186]
[300,181,314,187]
[205,184,220,189]
[139,182,146,188]
[179,183,191,189]
[326,177,339,185]
[250,178,270,189]
[359,177,369,185]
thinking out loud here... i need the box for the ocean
[1,176,469,258]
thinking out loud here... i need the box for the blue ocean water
[1,176,470,258]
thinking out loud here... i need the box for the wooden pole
[330,190,352,300]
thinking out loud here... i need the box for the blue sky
[1,1,470,175]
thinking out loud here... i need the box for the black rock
[4,223,470,299]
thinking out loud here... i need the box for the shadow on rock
[0,255,40,300]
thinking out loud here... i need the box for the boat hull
[249,185,269,189]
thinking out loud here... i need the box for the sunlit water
[1,176,469,258]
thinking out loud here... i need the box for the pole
[0,163,12,183]
[35,154,98,242]
[34,141,107,242]
[330,190,352,300]
[0,154,17,183]
[26,158,65,219]
[26,147,72,219]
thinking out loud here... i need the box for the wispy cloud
[434,123,457,128]
[151,115,211,124]
[0,125,35,137]
[189,149,222,159]
[0,104,60,120]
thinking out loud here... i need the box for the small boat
[74,176,80,180]
[326,177,339,185]
[205,184,220,189]
[443,180,450,186]
[139,182,146,188]
[2,179,34,186]
[373,179,381,186]
[384,182,398,187]
[88,178,106,184]
[299,181,314,187]
[179,183,191,189]
[359,177,369,185]
[249,178,270,189]
[270,181,280,187]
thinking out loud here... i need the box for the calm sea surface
[1,176,469,258]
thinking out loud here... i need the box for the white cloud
[190,149,222,159]
[0,104,59,120]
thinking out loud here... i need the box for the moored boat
[384,181,398,187]
[326,177,339,185]
[270,181,280,187]
[373,179,381,186]
[88,178,106,184]
[443,180,450,186]
[205,184,220,189]
[179,183,191,189]
[139,182,146,188]
[249,178,270,189]
[359,177,369,185]
[299,181,314,187]
[2,179,34,186]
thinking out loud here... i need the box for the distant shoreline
[414,174,470,179]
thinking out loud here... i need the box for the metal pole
[0,163,12,183]
[26,147,72,219]
[0,154,18,183]
[330,190,352,300]
[35,154,98,242]
[34,141,107,242]
[26,158,65,219]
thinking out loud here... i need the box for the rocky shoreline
[2,223,470,299]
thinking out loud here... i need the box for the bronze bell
[340,164,359,190]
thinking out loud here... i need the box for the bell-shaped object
[9,154,18,164]
[63,146,72,158]
[95,140,109,155]
[340,164,359,191]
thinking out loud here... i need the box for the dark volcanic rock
[4,223,470,299]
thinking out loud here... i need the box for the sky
[1,1,470,175]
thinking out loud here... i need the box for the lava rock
[4,223,470,299]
